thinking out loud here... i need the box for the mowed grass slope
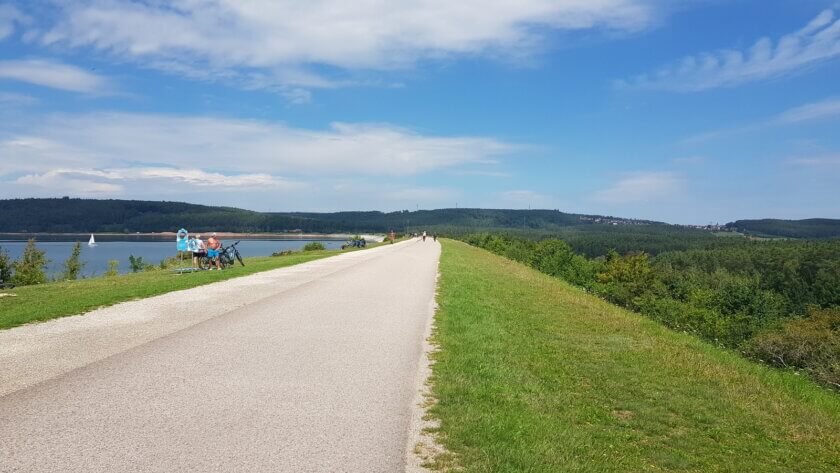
[0,251,338,330]
[429,240,840,472]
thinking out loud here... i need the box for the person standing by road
[190,234,207,269]
[422,231,427,242]
[207,233,222,270]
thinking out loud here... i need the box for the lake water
[0,238,344,278]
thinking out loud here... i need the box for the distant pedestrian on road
[422,231,427,242]
[433,233,437,242]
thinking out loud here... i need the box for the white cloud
[0,59,113,94]
[0,113,516,206]
[280,88,312,105]
[14,167,298,196]
[0,4,26,40]
[0,92,37,105]
[788,154,840,167]
[774,97,840,124]
[121,167,290,187]
[621,9,840,91]
[15,170,125,195]
[0,112,517,178]
[32,0,656,90]
[683,96,840,144]
[594,171,682,204]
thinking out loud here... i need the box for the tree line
[727,218,840,239]
[462,233,840,390]
[0,198,665,234]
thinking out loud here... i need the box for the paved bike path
[0,239,440,472]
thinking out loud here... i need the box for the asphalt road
[0,239,441,472]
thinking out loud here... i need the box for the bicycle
[220,241,245,268]
[200,241,245,270]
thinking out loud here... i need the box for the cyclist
[207,233,222,270]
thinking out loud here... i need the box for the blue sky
[0,0,839,224]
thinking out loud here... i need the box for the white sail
[88,234,97,247]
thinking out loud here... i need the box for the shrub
[742,307,840,390]
[62,242,85,280]
[0,246,12,284]
[106,260,120,277]
[12,239,49,286]
[152,257,181,270]
[128,255,153,272]
[303,242,326,251]
[595,251,663,308]
[529,239,596,287]
[634,293,732,343]
[814,261,840,308]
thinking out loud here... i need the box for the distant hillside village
[579,215,727,233]
[578,216,653,226]
[678,223,727,232]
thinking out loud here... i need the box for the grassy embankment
[0,247,365,330]
[428,240,840,472]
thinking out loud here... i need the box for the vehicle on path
[199,241,244,270]
[341,236,366,249]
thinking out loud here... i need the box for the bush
[742,307,840,390]
[814,261,840,308]
[149,256,185,270]
[303,242,326,252]
[12,239,49,286]
[529,239,596,287]
[634,293,732,343]
[595,251,662,308]
[62,242,85,280]
[128,255,153,272]
[0,246,12,284]
[106,260,120,277]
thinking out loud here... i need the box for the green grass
[0,250,343,330]
[428,240,840,472]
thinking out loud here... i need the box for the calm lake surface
[0,238,344,278]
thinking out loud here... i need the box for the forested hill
[726,218,840,239]
[0,198,657,234]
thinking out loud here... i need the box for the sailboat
[88,234,97,247]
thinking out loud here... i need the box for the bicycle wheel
[198,256,211,270]
[235,250,245,266]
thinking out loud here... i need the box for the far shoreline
[0,232,385,241]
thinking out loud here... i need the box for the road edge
[404,265,453,472]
